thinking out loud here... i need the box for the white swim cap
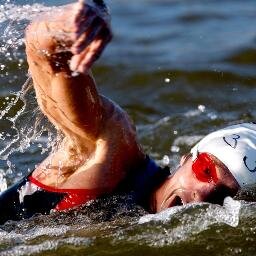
[190,123,256,187]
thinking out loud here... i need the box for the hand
[69,0,112,73]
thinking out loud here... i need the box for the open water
[0,0,256,255]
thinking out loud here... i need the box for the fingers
[70,39,103,72]
[70,28,112,73]
[73,0,87,21]
[79,39,105,70]
[71,17,103,54]
[72,1,97,38]
[73,0,107,28]
[71,1,108,48]
[68,0,112,73]
[73,11,96,40]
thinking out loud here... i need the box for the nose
[177,189,206,204]
[190,190,207,202]
[181,186,217,204]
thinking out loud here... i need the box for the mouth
[160,190,185,210]
[172,195,183,206]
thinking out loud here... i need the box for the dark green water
[0,0,256,255]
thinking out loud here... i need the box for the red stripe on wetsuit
[29,176,101,211]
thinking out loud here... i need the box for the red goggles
[192,153,218,183]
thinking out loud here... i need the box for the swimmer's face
[152,153,240,212]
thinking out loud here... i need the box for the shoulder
[99,94,145,165]
[100,95,137,137]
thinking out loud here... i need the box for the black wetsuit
[117,156,170,210]
[0,173,65,224]
[0,156,170,224]
[0,0,171,225]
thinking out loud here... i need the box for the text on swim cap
[243,156,256,173]
[223,134,240,149]
[223,134,256,173]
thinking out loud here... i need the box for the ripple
[177,12,227,23]
[226,48,256,65]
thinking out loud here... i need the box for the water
[0,0,256,255]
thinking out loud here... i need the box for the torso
[24,11,145,213]
[32,95,145,192]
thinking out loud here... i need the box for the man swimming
[0,0,255,224]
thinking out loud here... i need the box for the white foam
[172,135,203,147]
[137,198,241,246]
[215,196,241,227]
[0,225,70,243]
[139,197,241,227]
[138,203,200,224]
[0,169,7,192]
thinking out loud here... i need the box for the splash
[0,2,59,184]
[0,78,56,159]
[0,168,7,192]
[0,76,59,183]
[134,197,241,247]
[139,197,241,227]
[0,2,55,81]
[0,3,53,23]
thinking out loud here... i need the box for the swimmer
[0,0,255,224]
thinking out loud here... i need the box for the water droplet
[71,71,80,77]
[171,145,180,153]
[198,104,206,112]
[162,155,170,166]
[207,112,217,120]
[164,78,170,83]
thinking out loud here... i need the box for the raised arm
[25,0,112,141]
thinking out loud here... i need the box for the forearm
[24,1,111,139]
[26,39,101,140]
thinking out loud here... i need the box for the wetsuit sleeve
[117,156,170,211]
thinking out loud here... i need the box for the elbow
[25,21,72,72]
[25,23,36,52]
[25,21,56,57]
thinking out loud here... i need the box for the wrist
[93,0,107,8]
